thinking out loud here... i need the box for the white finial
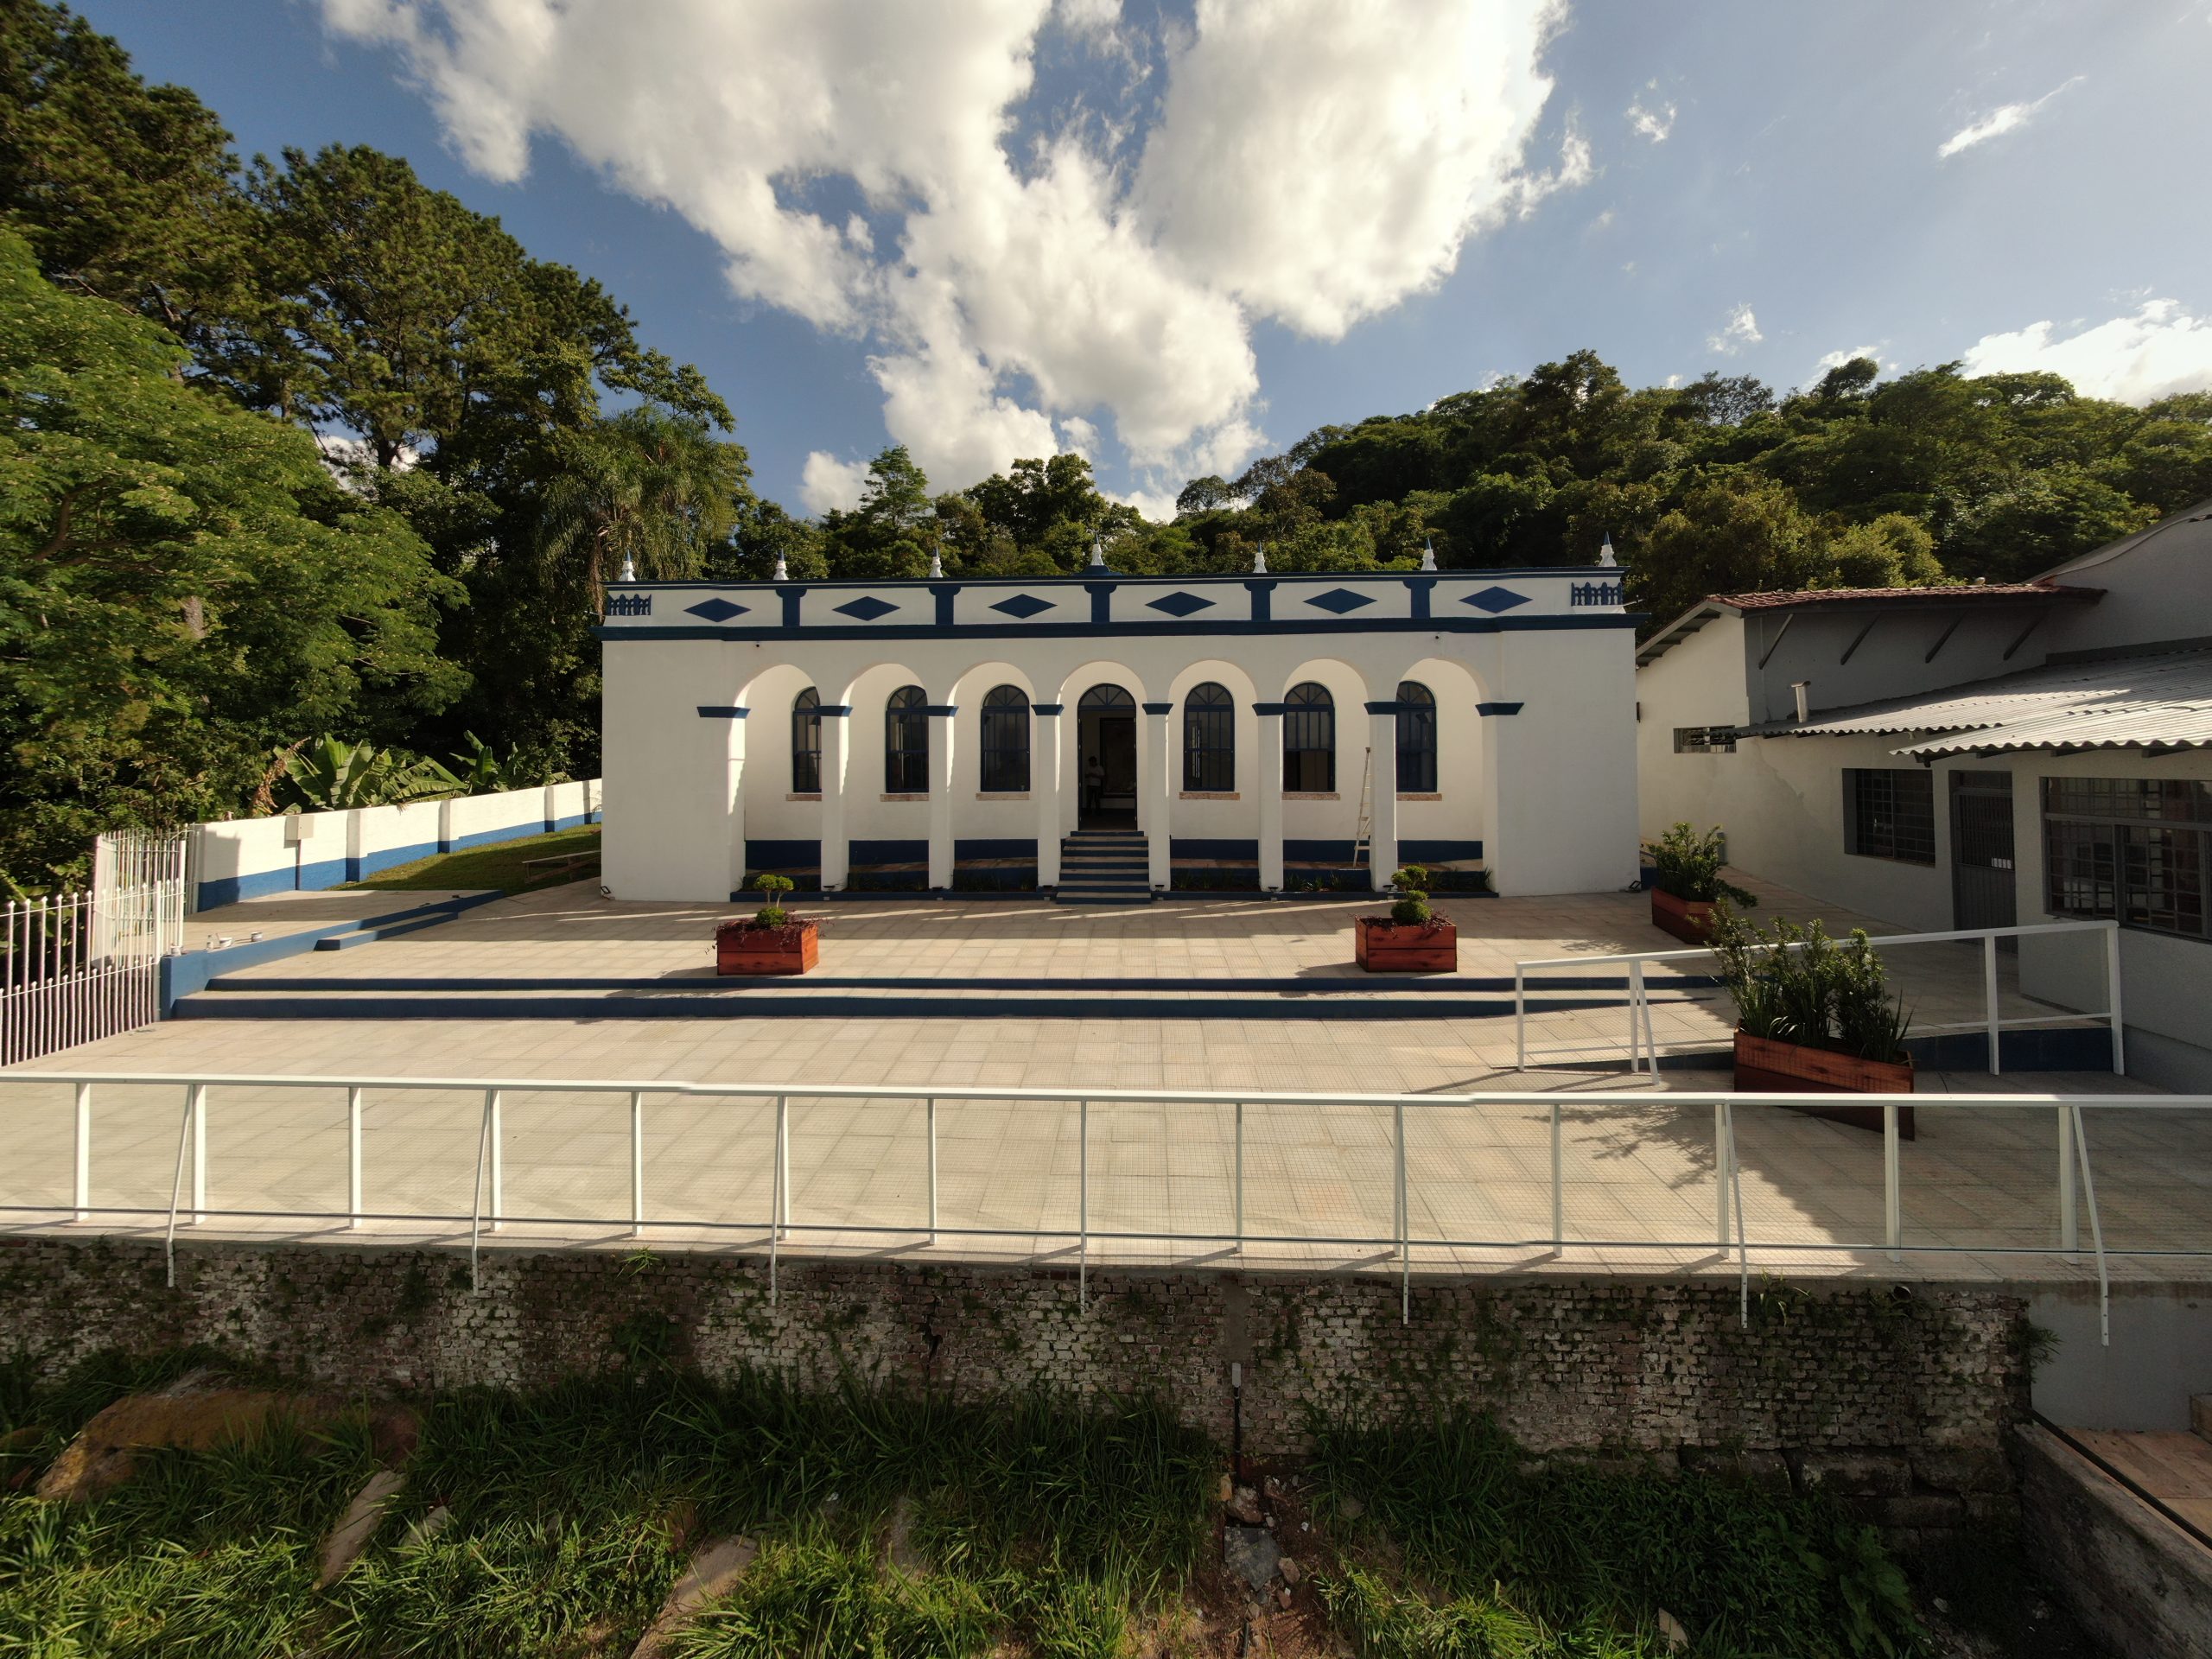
[929,549,944,579]
[1089,536,1105,569]
[618,554,637,582]
[1252,542,1268,575]
[772,552,789,582]
[1420,536,1437,573]
[1599,531,1618,568]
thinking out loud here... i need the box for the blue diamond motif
[1147,590,1214,618]
[1464,586,1530,613]
[990,593,1055,619]
[833,595,899,620]
[1305,587,1375,614]
[684,597,750,623]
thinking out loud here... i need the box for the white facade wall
[598,569,1641,901]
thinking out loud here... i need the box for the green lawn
[343,823,601,895]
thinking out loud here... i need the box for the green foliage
[345,823,600,894]
[751,871,795,928]
[1642,823,1758,906]
[1389,863,1435,926]
[1711,906,1914,1062]
[1308,1413,1929,1657]
[273,736,463,811]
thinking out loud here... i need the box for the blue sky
[79,1,2212,518]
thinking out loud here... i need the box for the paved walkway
[3,875,2198,1285]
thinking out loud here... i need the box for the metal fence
[2,835,186,1065]
[1513,918,2125,1075]
[3,1068,2201,1343]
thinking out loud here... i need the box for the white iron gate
[2,832,186,1065]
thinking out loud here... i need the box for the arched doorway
[1076,683,1137,827]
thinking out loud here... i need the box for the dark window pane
[791,688,821,793]
[1844,768,1934,863]
[1183,682,1235,791]
[979,684,1030,792]
[1395,681,1436,791]
[886,684,928,793]
[2041,777,2209,942]
[1283,682,1334,792]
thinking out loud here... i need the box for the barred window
[1283,682,1334,791]
[1675,726,1738,755]
[885,684,929,793]
[1395,681,1437,791]
[2044,777,2210,943]
[1183,683,1235,791]
[1843,768,1935,863]
[791,688,821,792]
[979,685,1030,792]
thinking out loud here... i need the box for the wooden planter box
[1355,917,1459,973]
[1733,1029,1916,1137]
[715,917,819,976]
[1649,887,1716,944]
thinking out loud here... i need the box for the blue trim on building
[1283,838,1357,862]
[696,705,749,718]
[595,614,1643,645]
[746,838,822,871]
[1170,837,1260,861]
[1406,576,1435,620]
[923,704,958,716]
[1084,581,1114,624]
[1364,700,1414,715]
[850,838,929,864]
[1033,702,1065,715]
[1398,839,1484,863]
[1476,702,1525,715]
[1252,702,1287,716]
[930,583,959,626]
[1243,579,1274,621]
[1141,701,1173,715]
[818,705,851,716]
[608,567,1635,590]
[353,841,440,880]
[780,587,805,628]
[954,838,1039,860]
[195,856,348,910]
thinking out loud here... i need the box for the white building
[1637,503,2212,1087]
[598,559,1640,904]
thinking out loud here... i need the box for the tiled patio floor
[3,868,2201,1287]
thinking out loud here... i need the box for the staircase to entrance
[1054,830,1152,906]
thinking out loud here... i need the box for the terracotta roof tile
[1713,582,2098,610]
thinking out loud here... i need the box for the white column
[818,709,849,890]
[1035,702,1064,886]
[1143,702,1173,889]
[1367,703,1398,891]
[927,705,956,890]
[723,715,748,897]
[1257,707,1284,890]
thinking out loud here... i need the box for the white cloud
[1707,302,1763,355]
[1058,415,1102,458]
[1960,300,2212,404]
[1937,76,2084,159]
[1815,343,1883,373]
[798,452,871,515]
[322,1,1569,505]
[1625,85,1674,143]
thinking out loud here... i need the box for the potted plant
[715,874,819,976]
[1643,823,1758,943]
[1712,906,1915,1134]
[1355,865,1459,972]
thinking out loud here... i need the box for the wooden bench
[522,850,601,883]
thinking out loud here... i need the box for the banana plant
[275,737,465,811]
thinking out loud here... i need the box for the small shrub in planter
[1643,823,1757,942]
[715,874,820,976]
[1712,905,1915,1133]
[1355,865,1459,972]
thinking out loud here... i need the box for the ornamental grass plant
[1711,904,1914,1064]
[1643,823,1758,907]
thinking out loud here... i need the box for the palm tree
[538,406,745,607]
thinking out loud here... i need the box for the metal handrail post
[486,1089,504,1233]
[2069,1103,2110,1346]
[1884,1102,1902,1262]
[1984,935,2002,1076]
[347,1086,364,1230]
[469,1090,492,1294]
[73,1082,91,1223]
[926,1096,938,1246]
[1513,969,1526,1070]
[2105,923,2126,1076]
[188,1082,207,1225]
[2058,1107,2078,1262]
[1713,1100,1730,1245]
[1726,1100,1750,1326]
[628,1090,645,1240]
[1628,962,1647,1072]
[776,1093,791,1243]
[1395,1098,1410,1325]
[163,1084,193,1287]
[1232,1100,1244,1253]
[769,1092,785,1305]
[1548,1101,1563,1249]
[1078,1098,1089,1313]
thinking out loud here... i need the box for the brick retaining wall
[0,1239,2031,1533]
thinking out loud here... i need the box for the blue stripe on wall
[1399,839,1484,862]
[1284,839,1357,862]
[747,839,822,869]
[954,838,1039,860]
[1170,838,1259,861]
[850,839,929,864]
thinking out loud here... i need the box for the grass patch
[342,823,601,895]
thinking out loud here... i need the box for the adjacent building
[1637,503,2212,1087]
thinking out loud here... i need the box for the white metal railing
[3,836,186,1065]
[1513,919,2125,1077]
[3,1071,2199,1344]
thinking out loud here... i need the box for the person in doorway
[1082,753,1104,816]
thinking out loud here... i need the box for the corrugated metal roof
[1737,649,2212,757]
[1713,581,2098,610]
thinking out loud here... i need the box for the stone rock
[1224,1525,1281,1591]
[1656,1608,1689,1652]
[884,1495,926,1574]
[1338,1494,1365,1521]
[317,1468,407,1588]
[403,1505,452,1548]
[632,1535,757,1659]
[1278,1555,1302,1586]
[36,1382,348,1503]
[1226,1485,1264,1525]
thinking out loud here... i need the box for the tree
[0,232,461,883]
[538,405,747,606]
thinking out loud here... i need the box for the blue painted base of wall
[351,841,438,882]
[197,812,599,911]
[1905,1027,2116,1073]
[159,891,505,1012]
[1400,839,1484,864]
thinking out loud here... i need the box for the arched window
[791,688,822,793]
[1283,682,1334,791]
[885,684,929,792]
[1395,681,1437,792]
[979,684,1030,791]
[1183,683,1235,791]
